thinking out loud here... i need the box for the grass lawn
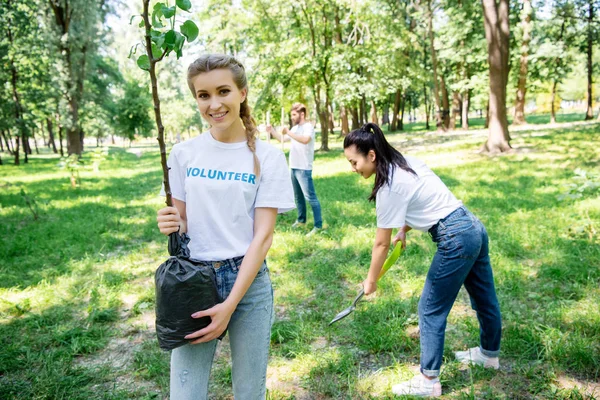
[1,117,599,399]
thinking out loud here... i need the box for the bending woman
[343,123,502,397]
[156,54,295,399]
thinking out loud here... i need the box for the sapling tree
[133,0,198,206]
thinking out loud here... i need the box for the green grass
[1,120,599,399]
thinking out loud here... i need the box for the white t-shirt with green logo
[167,131,295,261]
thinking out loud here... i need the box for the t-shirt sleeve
[306,124,315,141]
[255,150,296,213]
[162,148,186,202]
[376,186,411,229]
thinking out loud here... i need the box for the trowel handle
[352,288,365,306]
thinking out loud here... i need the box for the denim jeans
[170,257,274,400]
[290,168,323,228]
[419,206,502,377]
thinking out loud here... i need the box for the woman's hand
[362,279,377,296]
[185,302,236,344]
[392,225,410,249]
[156,206,181,235]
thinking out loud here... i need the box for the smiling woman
[155,54,296,399]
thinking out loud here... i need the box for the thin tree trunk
[424,85,431,130]
[14,132,20,166]
[47,118,58,153]
[440,74,450,129]
[462,90,470,130]
[399,94,406,131]
[1,130,13,154]
[142,0,172,205]
[550,80,558,124]
[484,100,490,129]
[513,0,532,125]
[340,105,349,135]
[58,125,64,157]
[481,0,511,153]
[584,0,594,120]
[382,101,390,126]
[391,89,401,131]
[32,129,39,155]
[40,122,48,147]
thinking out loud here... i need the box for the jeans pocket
[444,216,474,238]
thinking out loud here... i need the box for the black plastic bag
[155,232,223,351]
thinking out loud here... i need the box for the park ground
[0,114,599,399]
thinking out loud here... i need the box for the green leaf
[151,9,164,28]
[137,55,150,71]
[174,32,185,58]
[180,20,198,42]
[139,19,145,28]
[128,44,138,59]
[176,0,192,11]
[151,43,162,59]
[151,31,165,49]
[164,30,177,45]
[161,5,176,18]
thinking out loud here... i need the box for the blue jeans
[290,168,322,228]
[419,206,502,377]
[170,258,274,400]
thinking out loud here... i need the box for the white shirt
[167,131,295,260]
[376,156,462,232]
[289,122,315,170]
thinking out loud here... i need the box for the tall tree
[582,0,597,120]
[47,0,107,155]
[481,0,511,153]
[513,0,533,125]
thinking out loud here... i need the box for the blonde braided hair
[187,54,260,177]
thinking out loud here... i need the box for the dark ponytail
[343,123,416,201]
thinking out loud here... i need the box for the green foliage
[114,79,154,141]
[558,168,600,201]
[133,0,199,66]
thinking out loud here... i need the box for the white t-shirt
[289,122,315,170]
[376,156,462,232]
[167,131,296,261]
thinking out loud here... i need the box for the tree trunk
[481,0,511,153]
[7,7,27,161]
[424,85,431,130]
[0,132,3,152]
[360,95,368,125]
[350,107,359,130]
[450,91,460,130]
[370,99,378,124]
[340,105,350,135]
[513,0,532,125]
[462,90,470,130]
[382,101,390,126]
[550,80,558,124]
[584,0,594,120]
[32,129,39,155]
[440,74,450,129]
[1,130,13,154]
[14,133,20,166]
[328,103,335,131]
[47,118,58,153]
[391,90,401,131]
[399,94,406,131]
[40,122,48,147]
[426,0,445,131]
[58,125,65,157]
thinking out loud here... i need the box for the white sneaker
[291,221,306,229]
[392,374,442,397]
[454,347,499,369]
[306,227,321,237]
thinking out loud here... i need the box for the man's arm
[285,127,311,144]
